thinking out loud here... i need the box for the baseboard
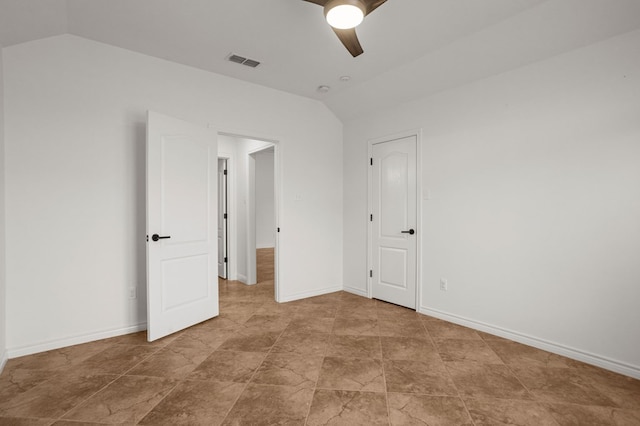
[0,349,8,374]
[279,285,342,303]
[343,286,368,298]
[7,323,147,359]
[256,245,275,250]
[420,306,640,380]
[237,273,248,284]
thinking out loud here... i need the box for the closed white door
[146,111,219,341]
[217,159,228,278]
[371,135,417,309]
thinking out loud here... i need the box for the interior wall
[0,45,7,370]
[343,29,640,377]
[4,34,343,356]
[255,149,275,249]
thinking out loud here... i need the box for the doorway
[217,133,279,300]
[368,132,420,309]
[251,147,276,286]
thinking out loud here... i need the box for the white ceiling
[2,0,640,121]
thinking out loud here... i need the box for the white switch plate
[440,278,448,291]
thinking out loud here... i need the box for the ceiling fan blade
[332,27,364,57]
[301,0,328,6]
[363,0,387,15]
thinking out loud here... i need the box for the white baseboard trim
[237,273,248,284]
[279,286,342,303]
[256,245,275,249]
[343,286,368,298]
[0,349,8,373]
[420,306,640,380]
[7,323,148,359]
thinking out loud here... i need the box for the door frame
[367,129,423,310]
[219,131,282,302]
[217,158,229,279]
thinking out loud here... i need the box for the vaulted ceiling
[2,0,640,120]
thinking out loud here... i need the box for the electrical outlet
[440,278,448,291]
[128,287,137,299]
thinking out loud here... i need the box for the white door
[370,135,418,309]
[147,111,219,341]
[217,159,228,278]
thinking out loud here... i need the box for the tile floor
[1,249,639,425]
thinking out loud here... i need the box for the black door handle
[401,229,415,235]
[151,234,171,242]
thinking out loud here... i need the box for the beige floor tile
[388,393,473,426]
[380,336,439,361]
[509,365,617,406]
[542,402,640,426]
[465,398,560,425]
[139,380,245,426]
[384,359,457,395]
[187,350,265,383]
[326,335,382,359]
[436,339,504,364]
[0,418,54,425]
[270,332,330,357]
[0,372,116,419]
[62,375,175,424]
[317,357,385,392]
[446,362,533,400]
[378,319,429,338]
[251,353,324,389]
[72,345,159,375]
[218,330,281,353]
[127,344,214,379]
[332,318,379,336]
[307,389,388,426]
[486,340,583,368]
[4,342,109,373]
[0,369,58,404]
[423,321,482,340]
[286,317,335,334]
[222,383,313,426]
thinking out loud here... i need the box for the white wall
[343,30,640,378]
[255,149,275,249]
[0,45,7,370]
[4,34,343,355]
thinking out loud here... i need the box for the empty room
[0,0,639,424]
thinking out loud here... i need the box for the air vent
[226,53,261,68]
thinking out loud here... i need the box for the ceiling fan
[302,0,388,57]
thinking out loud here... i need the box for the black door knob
[401,229,415,235]
[151,234,171,242]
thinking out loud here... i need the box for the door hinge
[224,257,228,263]
[223,213,227,219]
[370,158,373,166]
[369,270,373,278]
[277,227,280,232]
[370,214,373,222]
[223,169,227,175]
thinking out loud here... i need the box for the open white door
[370,135,418,309]
[147,111,218,341]
[217,158,228,278]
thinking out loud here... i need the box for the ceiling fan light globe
[325,4,364,29]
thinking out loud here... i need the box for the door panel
[371,135,417,309]
[147,111,219,341]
